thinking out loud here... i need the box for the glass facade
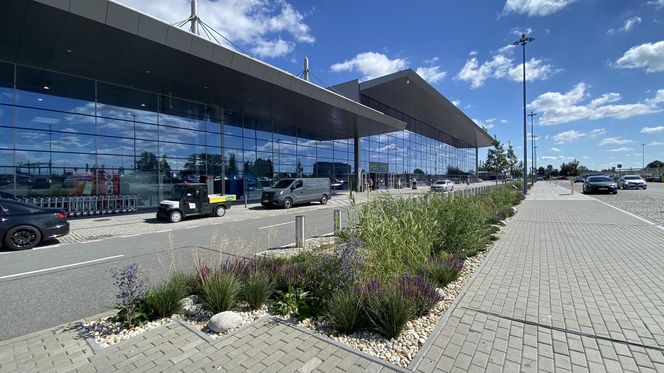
[0,61,475,207]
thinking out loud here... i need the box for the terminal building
[0,0,494,207]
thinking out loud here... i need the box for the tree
[135,151,158,171]
[447,166,468,176]
[559,159,588,177]
[485,141,508,184]
[506,143,519,178]
[513,161,524,177]
[538,166,545,176]
[647,160,663,169]
[159,155,171,175]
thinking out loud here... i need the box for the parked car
[645,176,661,182]
[574,176,584,183]
[582,176,618,194]
[261,178,331,209]
[618,175,647,190]
[430,179,454,192]
[0,199,69,250]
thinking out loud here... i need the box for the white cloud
[541,155,570,161]
[415,65,447,84]
[330,52,407,81]
[590,128,606,138]
[473,118,495,129]
[550,147,561,152]
[502,0,578,16]
[608,16,642,34]
[250,39,294,58]
[649,141,664,146]
[530,83,663,125]
[500,119,508,124]
[607,147,634,152]
[553,129,586,144]
[456,46,556,88]
[641,126,664,133]
[115,0,314,59]
[451,100,461,107]
[615,41,664,73]
[648,0,664,7]
[599,137,635,145]
[507,58,555,82]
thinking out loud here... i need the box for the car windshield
[434,181,445,185]
[167,185,186,201]
[624,176,641,180]
[272,179,294,188]
[588,176,612,182]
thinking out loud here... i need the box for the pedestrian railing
[15,194,139,217]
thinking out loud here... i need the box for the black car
[0,199,70,250]
[582,176,618,194]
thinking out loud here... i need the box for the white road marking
[593,199,656,225]
[258,221,293,230]
[0,255,125,280]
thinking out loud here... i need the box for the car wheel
[320,195,328,205]
[4,225,42,250]
[169,210,183,223]
[283,198,293,209]
[214,205,226,217]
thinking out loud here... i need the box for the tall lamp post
[528,111,536,185]
[514,33,534,194]
[642,143,645,175]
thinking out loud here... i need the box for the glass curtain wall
[360,95,476,186]
[0,61,354,206]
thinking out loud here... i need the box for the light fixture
[140,103,146,107]
[145,70,151,74]
[37,98,43,101]
[406,78,410,85]
[66,49,72,53]
[43,86,50,90]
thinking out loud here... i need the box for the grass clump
[324,288,364,334]
[145,273,192,318]
[242,270,272,310]
[421,256,464,288]
[200,271,242,313]
[363,280,414,339]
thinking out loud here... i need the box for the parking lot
[565,181,664,225]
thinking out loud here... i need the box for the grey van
[261,178,331,208]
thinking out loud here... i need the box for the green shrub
[432,197,489,257]
[145,273,191,318]
[272,286,312,318]
[242,270,272,309]
[200,271,242,313]
[421,257,464,288]
[325,288,364,334]
[364,281,414,339]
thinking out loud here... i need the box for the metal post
[514,33,534,195]
[295,215,304,248]
[528,112,536,186]
[333,209,341,235]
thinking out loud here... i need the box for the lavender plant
[399,274,441,317]
[422,256,465,288]
[110,263,148,327]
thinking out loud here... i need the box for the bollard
[333,209,341,235]
[570,179,574,195]
[295,215,305,248]
[244,193,248,208]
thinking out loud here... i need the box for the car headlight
[278,190,284,195]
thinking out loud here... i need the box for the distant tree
[506,143,519,178]
[447,166,468,176]
[647,160,663,169]
[135,151,158,171]
[159,155,171,175]
[559,159,588,177]
[513,161,524,177]
[413,168,425,175]
[227,153,239,178]
[485,141,508,184]
[538,166,546,176]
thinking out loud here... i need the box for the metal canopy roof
[360,69,495,148]
[0,0,405,140]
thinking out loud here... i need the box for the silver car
[431,179,454,192]
[618,175,647,190]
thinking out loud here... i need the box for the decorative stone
[509,206,517,215]
[498,220,507,226]
[435,288,445,298]
[208,311,242,333]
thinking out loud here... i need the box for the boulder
[509,206,517,215]
[208,311,242,333]
[498,220,507,227]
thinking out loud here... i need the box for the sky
[114,0,664,172]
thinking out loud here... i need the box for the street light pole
[528,111,536,185]
[514,33,534,194]
[642,143,645,175]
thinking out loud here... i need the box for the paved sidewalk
[413,183,664,372]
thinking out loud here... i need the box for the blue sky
[117,0,664,171]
